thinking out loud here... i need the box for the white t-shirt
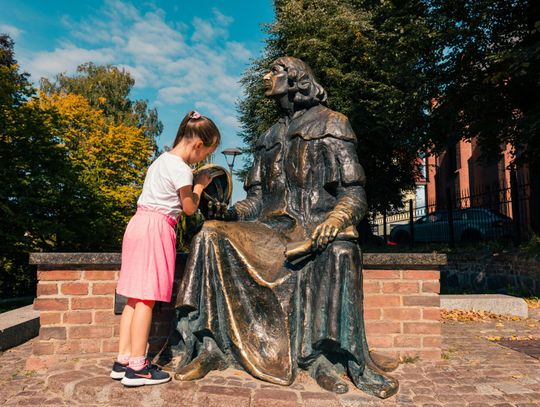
[137,152,193,218]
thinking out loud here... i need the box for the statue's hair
[274,56,327,107]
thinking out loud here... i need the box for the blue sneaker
[110,360,128,380]
[120,361,171,387]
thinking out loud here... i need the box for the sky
[0,0,275,202]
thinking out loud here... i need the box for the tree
[36,92,155,244]
[40,62,163,153]
[238,0,439,210]
[0,35,158,298]
[0,35,99,297]
[427,0,539,164]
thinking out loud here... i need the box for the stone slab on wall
[441,253,540,296]
[26,252,445,370]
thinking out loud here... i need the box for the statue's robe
[162,104,371,385]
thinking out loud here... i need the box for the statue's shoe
[174,349,228,381]
[369,351,399,372]
[311,356,349,394]
[348,361,399,399]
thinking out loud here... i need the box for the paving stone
[2,317,540,405]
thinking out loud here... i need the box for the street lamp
[221,148,242,174]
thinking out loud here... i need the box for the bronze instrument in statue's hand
[311,217,343,250]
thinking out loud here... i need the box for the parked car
[389,207,513,244]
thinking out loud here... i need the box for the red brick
[403,322,440,335]
[39,312,61,325]
[68,326,113,339]
[402,270,439,280]
[33,341,55,355]
[382,282,419,294]
[71,297,113,310]
[38,270,81,281]
[61,283,88,295]
[301,392,339,407]
[383,307,421,320]
[83,270,116,280]
[364,269,400,279]
[37,283,58,296]
[40,326,66,340]
[55,340,100,354]
[34,298,68,311]
[423,336,442,348]
[196,385,251,407]
[364,295,400,308]
[25,355,58,371]
[363,281,381,293]
[366,335,393,348]
[92,282,117,295]
[363,308,381,320]
[402,295,439,307]
[113,324,121,337]
[422,281,440,293]
[94,310,119,324]
[252,389,298,407]
[419,349,441,359]
[394,335,422,348]
[102,338,120,353]
[423,308,441,320]
[63,311,92,324]
[365,321,401,334]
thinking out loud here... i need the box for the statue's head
[263,56,327,107]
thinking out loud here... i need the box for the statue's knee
[328,241,359,258]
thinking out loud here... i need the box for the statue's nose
[263,72,272,81]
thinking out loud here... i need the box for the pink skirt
[116,207,177,302]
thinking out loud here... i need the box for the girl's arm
[179,172,212,216]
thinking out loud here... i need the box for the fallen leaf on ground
[442,309,523,322]
[524,298,540,309]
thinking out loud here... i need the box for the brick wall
[27,253,444,370]
[363,269,441,360]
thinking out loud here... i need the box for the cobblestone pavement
[1,314,540,406]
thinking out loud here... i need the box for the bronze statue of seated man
[157,56,398,399]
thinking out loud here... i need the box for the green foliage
[427,0,539,166]
[518,234,540,257]
[238,0,439,210]
[0,36,159,298]
[40,62,163,153]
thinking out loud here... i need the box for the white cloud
[20,0,253,156]
[24,44,115,79]
[0,24,22,39]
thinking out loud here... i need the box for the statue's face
[263,64,288,97]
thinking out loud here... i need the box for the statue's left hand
[311,217,344,250]
[206,201,238,221]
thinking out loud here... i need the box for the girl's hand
[194,171,212,189]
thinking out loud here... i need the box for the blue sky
[0,0,275,202]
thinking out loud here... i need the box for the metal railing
[372,180,531,248]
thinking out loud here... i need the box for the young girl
[110,111,220,387]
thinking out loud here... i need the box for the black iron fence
[372,180,532,247]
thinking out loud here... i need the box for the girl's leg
[129,299,155,370]
[117,298,137,360]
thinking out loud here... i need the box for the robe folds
[161,104,372,385]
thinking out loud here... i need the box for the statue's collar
[278,106,310,125]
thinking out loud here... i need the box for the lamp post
[221,148,242,174]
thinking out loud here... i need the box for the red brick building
[415,138,537,237]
